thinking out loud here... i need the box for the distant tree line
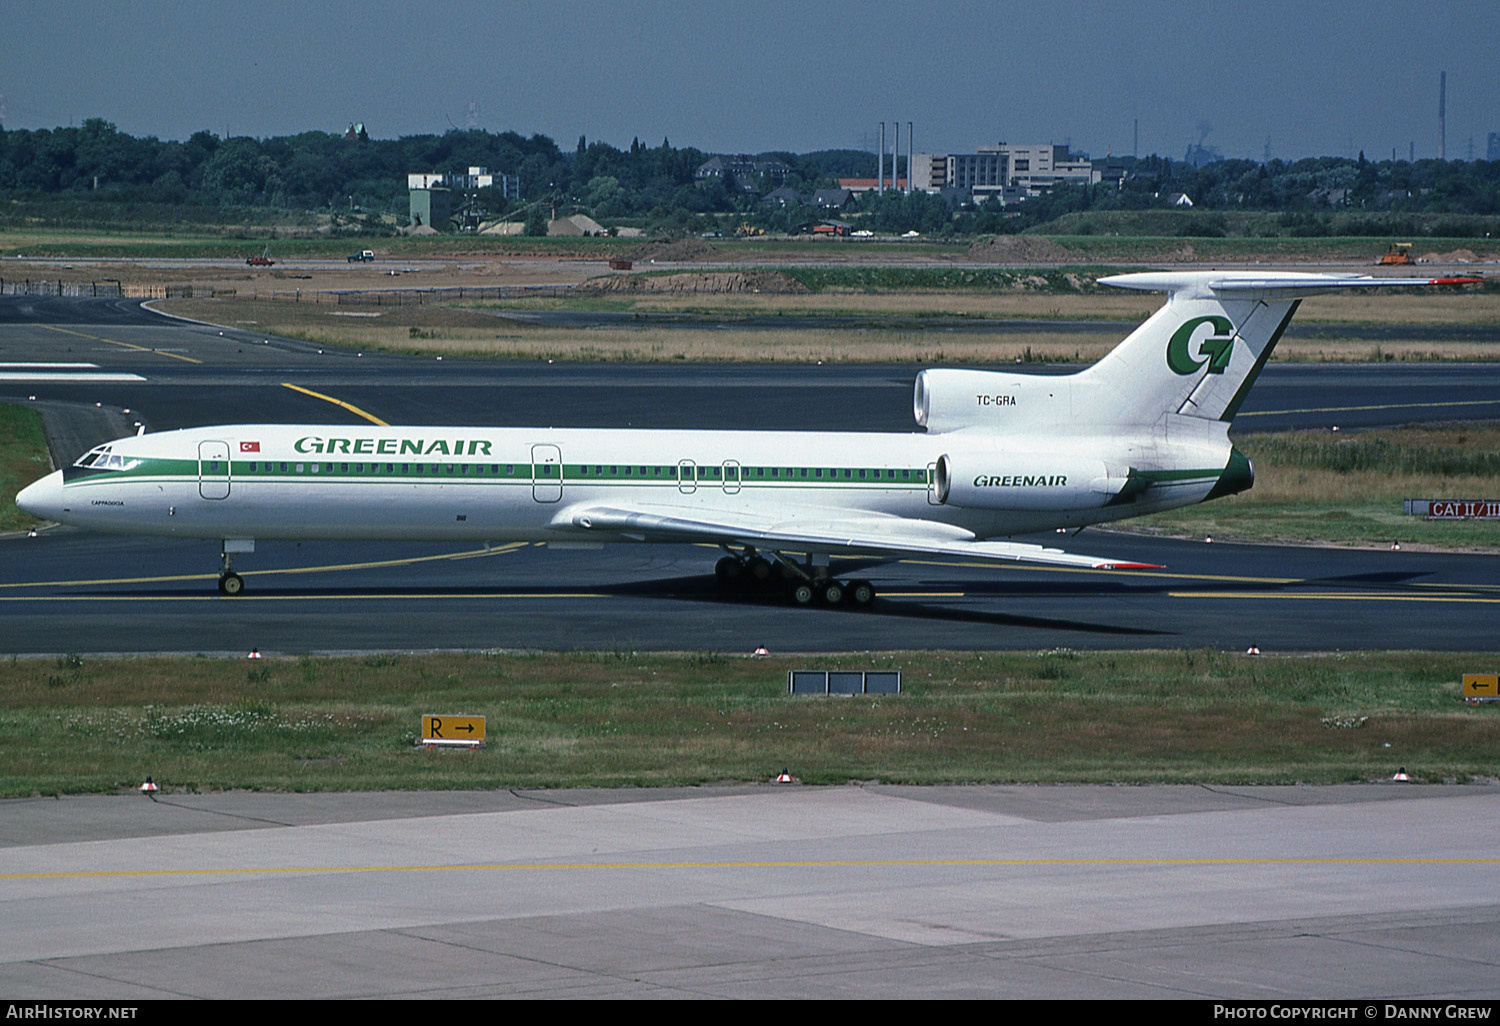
[0,119,864,224]
[1,119,1497,236]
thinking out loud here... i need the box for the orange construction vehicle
[1377,243,1413,266]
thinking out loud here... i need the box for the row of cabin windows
[235,461,930,482]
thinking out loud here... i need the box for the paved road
[3,783,1497,999]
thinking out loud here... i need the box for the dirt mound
[1418,248,1481,264]
[633,237,720,262]
[583,270,810,294]
[967,235,1073,263]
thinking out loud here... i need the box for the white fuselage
[22,420,1229,548]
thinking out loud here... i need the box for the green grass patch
[1135,423,1500,547]
[1,649,1496,796]
[0,404,50,532]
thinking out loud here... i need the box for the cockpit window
[72,447,137,471]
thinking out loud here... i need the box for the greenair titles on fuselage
[974,474,1067,488]
[294,435,494,457]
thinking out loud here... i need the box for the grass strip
[0,404,49,532]
[2,649,1496,796]
[1136,422,1500,548]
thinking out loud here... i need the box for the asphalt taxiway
[3,295,1500,654]
[5,529,1500,654]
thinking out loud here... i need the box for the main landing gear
[714,548,876,609]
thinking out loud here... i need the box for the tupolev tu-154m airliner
[16,271,1482,604]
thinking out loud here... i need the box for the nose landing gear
[218,540,253,595]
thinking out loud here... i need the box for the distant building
[761,187,803,208]
[408,165,519,231]
[838,177,906,193]
[344,122,369,142]
[911,144,1099,203]
[407,167,519,199]
[695,155,793,191]
[812,188,854,210]
[409,187,451,228]
[909,154,948,192]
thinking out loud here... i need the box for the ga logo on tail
[1167,315,1235,375]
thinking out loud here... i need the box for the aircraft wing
[567,505,1161,571]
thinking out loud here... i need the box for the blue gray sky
[3,0,1497,161]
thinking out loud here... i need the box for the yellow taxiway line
[1172,590,1500,604]
[1239,398,1500,419]
[41,324,202,364]
[281,383,389,425]
[0,543,528,591]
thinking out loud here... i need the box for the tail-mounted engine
[933,451,1123,511]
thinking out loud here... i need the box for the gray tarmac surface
[4,529,1500,653]
[4,297,1500,1000]
[3,783,1498,999]
[3,295,1500,653]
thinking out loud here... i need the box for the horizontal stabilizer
[1082,271,1485,426]
[1100,270,1483,300]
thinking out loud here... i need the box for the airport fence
[245,284,579,305]
[0,279,125,298]
[0,281,577,303]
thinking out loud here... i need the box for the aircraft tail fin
[1081,271,1482,427]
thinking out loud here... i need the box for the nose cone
[16,470,66,521]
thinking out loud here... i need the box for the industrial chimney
[1439,71,1447,161]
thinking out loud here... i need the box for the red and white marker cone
[1392,768,1410,782]
[774,768,793,783]
[139,777,158,793]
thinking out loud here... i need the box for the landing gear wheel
[218,572,244,596]
[789,582,816,606]
[821,580,845,605]
[848,579,876,607]
[715,556,743,585]
[746,556,774,583]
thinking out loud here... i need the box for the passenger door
[531,444,561,502]
[199,440,231,500]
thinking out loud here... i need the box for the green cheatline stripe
[69,457,937,487]
[71,458,1228,489]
